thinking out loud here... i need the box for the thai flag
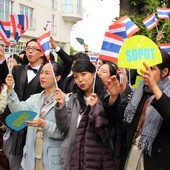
[115,16,140,38]
[10,14,28,42]
[108,23,127,40]
[99,32,124,62]
[0,21,11,46]
[13,24,23,43]
[37,31,51,60]
[143,14,158,30]
[159,43,170,53]
[89,54,98,64]
[157,7,170,19]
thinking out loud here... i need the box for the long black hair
[72,60,105,113]
[104,61,118,76]
[157,49,170,76]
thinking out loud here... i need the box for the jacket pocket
[47,146,63,170]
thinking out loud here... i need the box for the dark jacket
[104,85,132,170]
[0,60,8,84]
[56,48,72,80]
[121,93,170,170]
[55,94,115,170]
[70,103,115,170]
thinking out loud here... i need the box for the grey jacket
[55,93,81,169]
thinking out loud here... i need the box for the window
[63,0,73,13]
[51,15,57,35]
[51,0,57,10]
[0,0,12,21]
[20,4,35,30]
[77,0,82,14]
[0,40,26,57]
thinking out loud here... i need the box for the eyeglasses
[26,46,41,52]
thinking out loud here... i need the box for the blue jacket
[8,90,65,170]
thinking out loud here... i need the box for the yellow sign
[118,35,162,71]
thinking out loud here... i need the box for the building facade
[0,0,83,56]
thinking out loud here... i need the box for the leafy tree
[119,0,170,43]
[70,46,77,55]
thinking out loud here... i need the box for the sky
[70,0,120,53]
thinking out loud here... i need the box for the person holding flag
[6,61,65,170]
[2,38,45,170]
[55,60,115,170]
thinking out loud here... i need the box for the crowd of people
[0,37,170,170]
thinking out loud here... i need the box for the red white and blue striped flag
[99,32,124,62]
[0,21,11,46]
[37,31,51,60]
[159,43,170,53]
[143,14,158,30]
[157,7,170,19]
[115,16,140,38]
[108,23,127,40]
[10,14,28,42]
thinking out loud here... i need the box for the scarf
[124,76,170,155]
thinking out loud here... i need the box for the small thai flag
[0,21,11,46]
[37,31,51,60]
[159,43,170,53]
[99,32,124,62]
[108,23,127,40]
[115,16,140,38]
[157,7,170,19]
[143,14,158,30]
[89,54,98,65]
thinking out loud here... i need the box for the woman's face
[73,71,94,95]
[144,65,162,85]
[96,59,103,71]
[39,63,56,89]
[98,64,111,83]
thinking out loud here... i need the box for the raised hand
[55,88,65,108]
[50,36,57,49]
[5,74,15,93]
[140,62,157,90]
[140,62,162,100]
[87,93,98,108]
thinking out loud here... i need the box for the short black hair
[72,52,90,62]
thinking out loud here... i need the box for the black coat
[121,93,170,170]
[0,60,8,84]
[56,48,72,80]
[103,85,132,170]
